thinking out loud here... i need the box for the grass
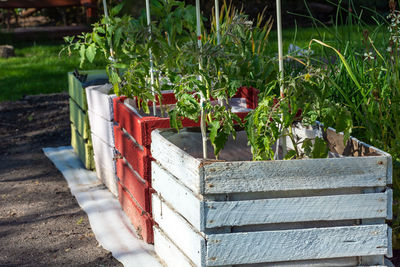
[0,39,106,102]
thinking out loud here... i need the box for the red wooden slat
[114,125,151,181]
[118,182,153,244]
[116,158,150,212]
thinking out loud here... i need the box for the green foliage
[246,63,352,161]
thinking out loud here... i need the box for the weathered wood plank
[94,156,118,197]
[152,161,204,230]
[205,192,389,228]
[91,132,115,173]
[88,110,114,146]
[202,156,388,194]
[114,126,150,181]
[69,98,90,140]
[151,130,202,194]
[86,84,115,121]
[206,224,388,266]
[117,158,150,212]
[70,123,94,170]
[68,70,107,111]
[118,182,153,243]
[152,193,206,266]
[232,257,358,266]
[153,226,197,267]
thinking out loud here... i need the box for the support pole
[215,0,220,45]
[196,0,207,159]
[275,0,287,159]
[102,0,108,17]
[145,0,157,116]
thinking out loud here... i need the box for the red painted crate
[114,125,150,181]
[118,181,153,244]
[116,158,150,212]
[114,87,258,150]
[114,87,258,244]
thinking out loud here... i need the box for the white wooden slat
[88,110,115,146]
[152,193,206,267]
[387,189,393,220]
[388,227,393,258]
[233,257,358,267]
[85,84,115,121]
[202,156,388,194]
[91,132,116,173]
[206,224,388,266]
[94,155,118,197]
[151,130,202,194]
[152,161,204,230]
[205,192,389,228]
[153,226,197,267]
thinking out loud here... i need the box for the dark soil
[0,93,122,266]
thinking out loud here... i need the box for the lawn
[0,39,106,102]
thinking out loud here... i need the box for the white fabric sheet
[43,146,162,267]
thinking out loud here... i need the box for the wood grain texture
[152,161,204,230]
[68,70,107,111]
[231,257,359,266]
[206,224,388,266]
[152,194,206,266]
[85,84,115,121]
[118,182,153,244]
[94,156,118,197]
[205,192,389,228]
[70,123,94,170]
[114,126,150,181]
[91,132,116,173]
[69,98,90,140]
[117,158,150,212]
[153,226,197,267]
[151,130,202,194]
[202,156,388,194]
[88,110,114,146]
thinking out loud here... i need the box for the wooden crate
[69,98,90,140]
[113,88,258,244]
[85,84,119,196]
[68,69,108,111]
[86,84,115,121]
[151,126,393,267]
[118,180,153,243]
[70,123,94,170]
[113,87,258,150]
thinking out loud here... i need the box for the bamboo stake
[145,0,157,116]
[196,0,207,159]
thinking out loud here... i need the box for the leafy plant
[245,60,352,161]
[169,10,271,158]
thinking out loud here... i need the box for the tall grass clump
[294,0,400,247]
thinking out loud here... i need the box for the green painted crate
[71,123,95,170]
[68,69,108,111]
[69,98,90,140]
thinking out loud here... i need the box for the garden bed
[113,87,258,244]
[151,125,393,266]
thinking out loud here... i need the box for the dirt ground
[0,93,122,266]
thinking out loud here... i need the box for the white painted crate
[151,126,393,267]
[86,83,115,121]
[91,132,118,195]
[93,154,118,197]
[88,110,115,147]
